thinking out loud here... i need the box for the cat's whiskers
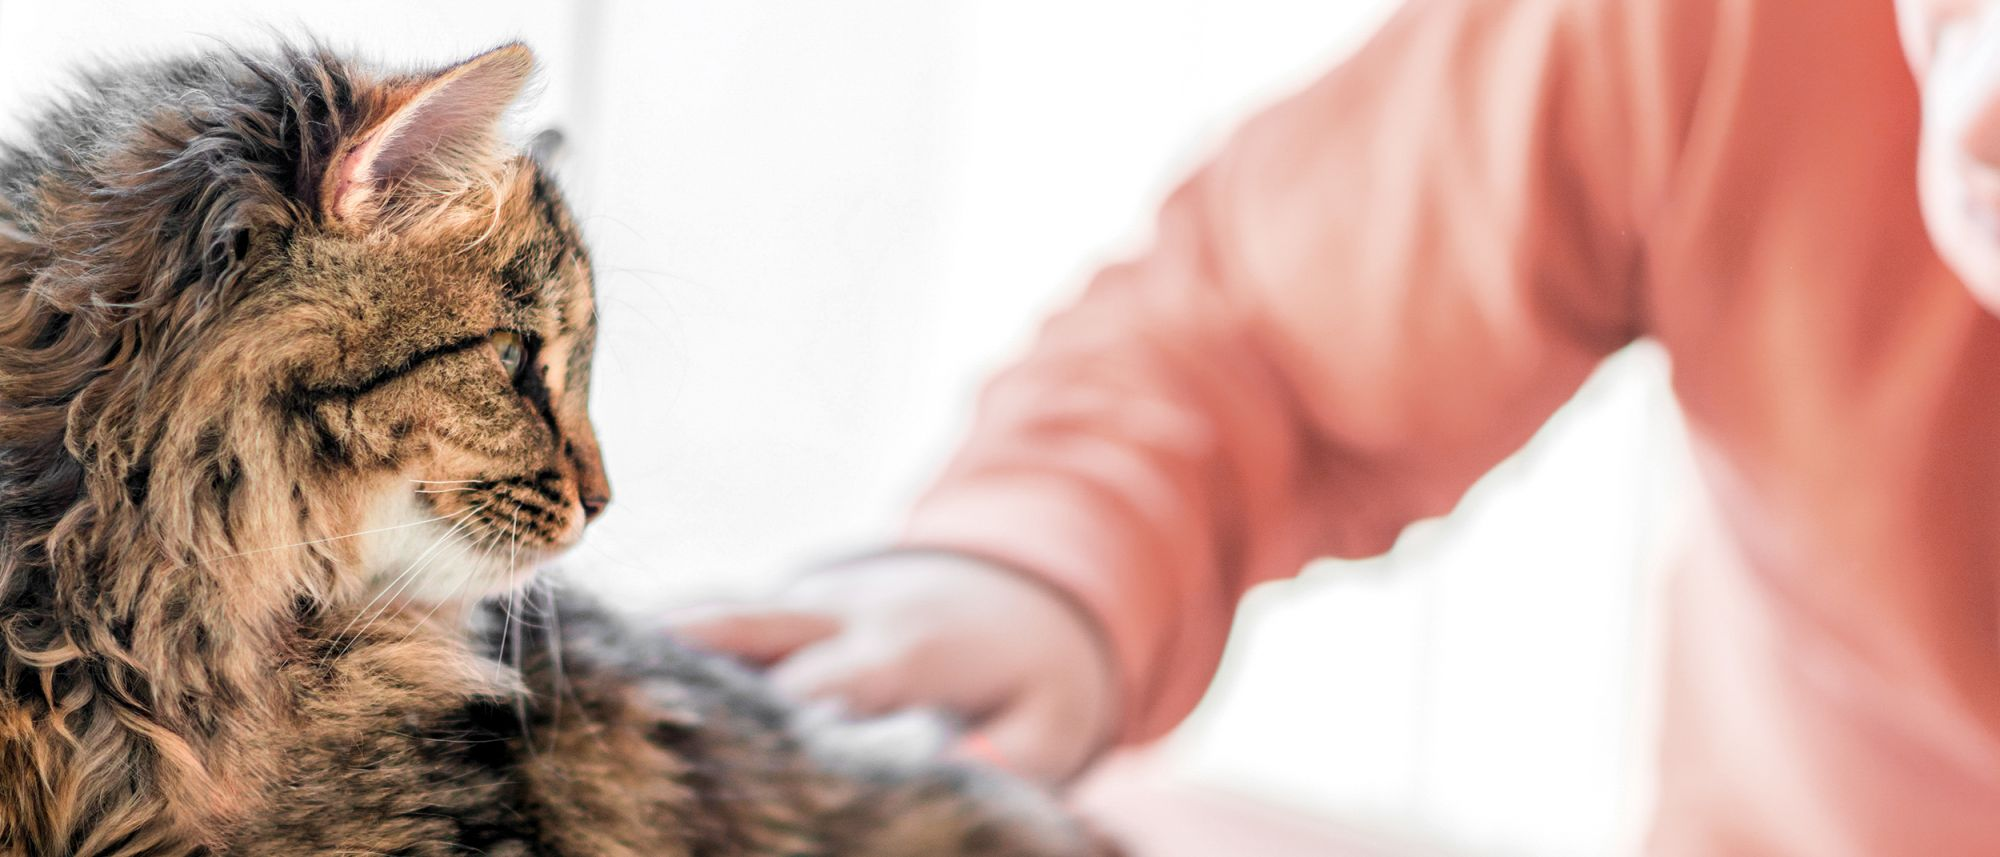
[503,507,541,759]
[539,577,569,759]
[200,513,458,565]
[336,505,481,633]
[323,505,484,666]
[361,535,490,662]
[389,528,500,652]
[494,506,522,692]
[354,511,489,631]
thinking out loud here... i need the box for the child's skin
[674,552,1112,782]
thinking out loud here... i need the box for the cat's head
[0,43,608,616]
[264,45,611,604]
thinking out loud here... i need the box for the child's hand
[669,552,1117,784]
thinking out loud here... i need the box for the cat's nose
[562,421,611,522]
[580,488,609,521]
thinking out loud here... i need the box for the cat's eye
[492,331,526,380]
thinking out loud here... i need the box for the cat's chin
[357,491,567,607]
[396,547,549,606]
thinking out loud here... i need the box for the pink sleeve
[902,0,1671,743]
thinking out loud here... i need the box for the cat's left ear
[527,128,566,168]
[326,43,535,223]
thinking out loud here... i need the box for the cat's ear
[326,43,535,223]
[527,128,566,168]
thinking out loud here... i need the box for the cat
[0,41,1119,857]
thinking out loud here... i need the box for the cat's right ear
[325,43,536,224]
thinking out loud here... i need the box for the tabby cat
[0,42,1118,857]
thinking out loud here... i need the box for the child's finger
[965,694,1095,787]
[766,637,911,716]
[666,605,842,665]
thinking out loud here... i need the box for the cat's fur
[0,42,1116,857]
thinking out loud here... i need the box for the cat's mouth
[413,472,588,549]
[359,486,583,606]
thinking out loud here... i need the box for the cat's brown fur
[0,42,1117,857]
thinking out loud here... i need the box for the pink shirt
[901,0,2000,851]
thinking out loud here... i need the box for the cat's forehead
[284,160,591,328]
[491,162,593,313]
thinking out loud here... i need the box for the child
[683,0,2000,852]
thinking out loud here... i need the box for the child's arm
[686,0,1689,773]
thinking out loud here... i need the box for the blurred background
[0,2,1698,854]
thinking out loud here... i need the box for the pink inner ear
[326,43,535,222]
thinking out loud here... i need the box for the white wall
[0,3,1695,854]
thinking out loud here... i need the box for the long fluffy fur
[0,42,1117,857]
[0,45,388,853]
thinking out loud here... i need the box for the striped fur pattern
[0,42,1117,857]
